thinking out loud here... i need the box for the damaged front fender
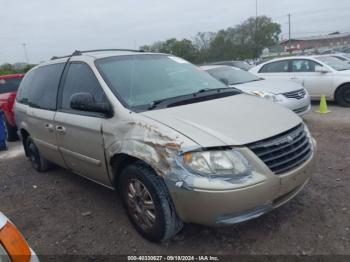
[103,115,198,181]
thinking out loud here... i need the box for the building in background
[280,32,350,53]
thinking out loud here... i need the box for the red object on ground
[0,74,24,138]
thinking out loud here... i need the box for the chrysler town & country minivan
[14,50,316,242]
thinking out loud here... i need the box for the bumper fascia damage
[164,138,316,226]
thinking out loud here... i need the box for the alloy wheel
[126,179,156,231]
[28,143,39,170]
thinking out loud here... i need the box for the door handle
[45,123,54,132]
[56,126,66,135]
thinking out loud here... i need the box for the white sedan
[201,65,311,115]
[249,55,350,107]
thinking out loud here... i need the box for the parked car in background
[0,74,24,141]
[0,212,39,262]
[15,50,316,242]
[201,65,311,115]
[328,53,350,64]
[210,60,253,71]
[250,56,350,107]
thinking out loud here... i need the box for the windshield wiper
[147,87,241,110]
[193,87,241,94]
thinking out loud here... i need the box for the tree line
[141,16,281,64]
[0,63,35,76]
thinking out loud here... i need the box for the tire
[335,84,350,107]
[25,136,51,172]
[4,118,19,142]
[120,162,183,242]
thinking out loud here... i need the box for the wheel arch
[110,153,160,190]
[20,128,30,156]
[334,82,350,100]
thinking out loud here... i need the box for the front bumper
[167,139,316,226]
[277,95,311,116]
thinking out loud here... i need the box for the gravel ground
[0,104,349,258]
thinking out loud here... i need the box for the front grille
[283,89,306,100]
[293,105,309,114]
[248,124,312,174]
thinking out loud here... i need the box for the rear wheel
[335,84,350,107]
[3,118,19,142]
[25,136,51,172]
[120,162,183,242]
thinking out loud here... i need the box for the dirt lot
[0,104,349,258]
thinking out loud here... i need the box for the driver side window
[60,63,108,111]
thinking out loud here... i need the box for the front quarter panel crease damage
[104,118,196,187]
[103,116,269,193]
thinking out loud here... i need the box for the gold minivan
[14,50,316,242]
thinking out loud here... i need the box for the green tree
[141,15,281,64]
[0,63,35,75]
[141,38,198,63]
[237,16,281,58]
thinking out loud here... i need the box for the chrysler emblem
[286,136,294,143]
[298,91,304,97]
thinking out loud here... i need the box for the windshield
[342,53,350,60]
[207,67,261,85]
[95,54,227,109]
[232,61,252,71]
[317,56,350,71]
[0,77,22,94]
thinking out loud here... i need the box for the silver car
[15,50,316,242]
[201,65,311,115]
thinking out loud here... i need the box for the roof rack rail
[51,49,144,60]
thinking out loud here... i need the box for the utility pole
[22,43,29,64]
[255,0,258,58]
[288,13,292,53]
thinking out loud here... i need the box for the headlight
[252,91,284,102]
[179,150,252,178]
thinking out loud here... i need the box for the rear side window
[0,77,22,94]
[17,63,64,110]
[60,63,107,111]
[16,72,35,104]
[259,60,290,73]
[291,59,319,72]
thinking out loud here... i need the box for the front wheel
[120,162,183,242]
[335,84,350,107]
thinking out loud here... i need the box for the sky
[1,0,349,64]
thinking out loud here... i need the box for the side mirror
[70,92,112,117]
[315,65,330,74]
[219,78,229,85]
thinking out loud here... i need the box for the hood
[337,69,350,75]
[231,79,303,94]
[141,94,302,148]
